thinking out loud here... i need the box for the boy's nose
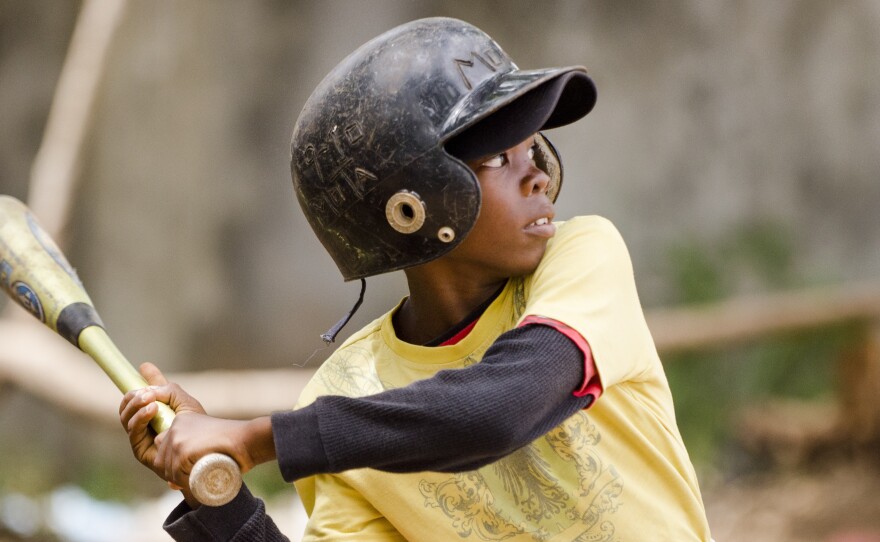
[524,167,551,196]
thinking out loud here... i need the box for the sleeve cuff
[271,404,330,482]
[519,315,604,403]
[164,484,260,541]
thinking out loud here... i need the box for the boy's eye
[528,145,537,161]
[481,154,506,168]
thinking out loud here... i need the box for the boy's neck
[396,265,507,345]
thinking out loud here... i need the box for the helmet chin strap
[321,278,367,344]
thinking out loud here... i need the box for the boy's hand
[119,362,275,503]
[151,411,274,492]
[119,362,204,480]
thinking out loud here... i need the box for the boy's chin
[503,254,546,278]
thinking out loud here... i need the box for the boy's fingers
[129,379,205,416]
[167,450,194,490]
[119,388,156,430]
[127,402,157,461]
[119,389,152,427]
[126,400,157,433]
[157,434,175,483]
[153,420,199,489]
[127,385,192,417]
[119,391,134,420]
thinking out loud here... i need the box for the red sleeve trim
[519,315,604,404]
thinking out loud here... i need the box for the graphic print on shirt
[419,411,623,541]
[546,413,623,538]
[492,447,568,522]
[418,472,527,540]
[317,345,387,396]
[511,279,527,320]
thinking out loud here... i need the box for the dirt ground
[704,455,880,542]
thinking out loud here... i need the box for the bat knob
[189,453,243,506]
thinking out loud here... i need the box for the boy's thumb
[139,362,168,386]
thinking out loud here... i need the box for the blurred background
[1,1,879,540]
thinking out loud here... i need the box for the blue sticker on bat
[11,281,45,323]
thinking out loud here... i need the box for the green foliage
[660,220,849,471]
[726,221,796,289]
[665,243,726,304]
[665,219,797,305]
[665,326,852,469]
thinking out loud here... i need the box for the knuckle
[171,439,185,454]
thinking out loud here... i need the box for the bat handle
[78,327,243,506]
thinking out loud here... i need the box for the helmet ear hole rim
[533,132,563,202]
[386,190,427,234]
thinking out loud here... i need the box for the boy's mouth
[528,217,551,227]
[524,216,556,237]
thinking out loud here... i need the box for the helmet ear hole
[386,190,427,234]
[533,132,563,202]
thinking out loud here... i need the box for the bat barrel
[0,195,94,331]
[1,195,241,505]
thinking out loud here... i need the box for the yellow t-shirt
[294,216,712,541]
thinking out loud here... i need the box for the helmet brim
[442,67,597,161]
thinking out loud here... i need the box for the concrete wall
[2,0,879,375]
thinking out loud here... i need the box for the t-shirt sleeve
[518,216,657,389]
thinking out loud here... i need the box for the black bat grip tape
[56,302,105,347]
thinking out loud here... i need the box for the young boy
[120,17,713,541]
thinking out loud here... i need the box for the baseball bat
[0,195,241,506]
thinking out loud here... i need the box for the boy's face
[445,135,556,280]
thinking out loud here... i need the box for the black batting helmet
[291,17,596,281]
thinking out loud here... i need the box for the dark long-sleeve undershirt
[164,485,289,542]
[165,324,591,541]
[272,324,593,479]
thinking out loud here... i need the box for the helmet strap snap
[437,227,455,243]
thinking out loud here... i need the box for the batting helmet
[291,17,596,281]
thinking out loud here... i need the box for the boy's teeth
[533,217,548,226]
